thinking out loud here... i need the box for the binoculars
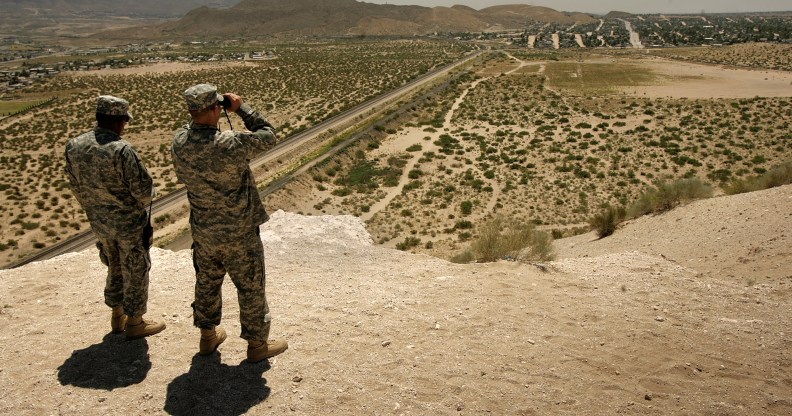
[219,94,232,109]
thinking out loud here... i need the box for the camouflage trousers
[97,231,151,318]
[191,228,271,341]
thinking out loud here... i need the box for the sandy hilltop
[0,184,790,415]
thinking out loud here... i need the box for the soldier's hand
[224,93,243,112]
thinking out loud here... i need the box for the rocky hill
[103,0,595,40]
[0,185,790,414]
[604,10,634,18]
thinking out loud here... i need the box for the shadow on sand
[164,353,271,416]
[57,333,151,390]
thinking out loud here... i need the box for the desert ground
[0,183,790,415]
[620,56,792,99]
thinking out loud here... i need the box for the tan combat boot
[247,338,288,363]
[111,306,127,333]
[124,316,166,340]
[199,326,227,356]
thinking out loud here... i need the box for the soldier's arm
[120,145,154,207]
[235,103,277,155]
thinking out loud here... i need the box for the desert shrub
[627,178,714,217]
[395,236,421,251]
[469,215,555,263]
[340,160,379,187]
[454,220,473,230]
[724,160,792,195]
[708,168,733,184]
[154,214,171,224]
[460,200,473,215]
[529,230,555,262]
[589,205,626,238]
[450,249,475,264]
[21,222,39,230]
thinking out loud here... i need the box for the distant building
[249,50,278,61]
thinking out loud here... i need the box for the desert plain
[0,32,790,415]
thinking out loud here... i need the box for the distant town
[1,12,790,95]
[458,13,791,48]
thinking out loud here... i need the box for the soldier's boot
[111,305,127,333]
[199,326,227,356]
[247,338,288,363]
[125,316,166,340]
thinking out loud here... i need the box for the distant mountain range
[5,0,788,43]
[100,0,595,40]
[0,0,239,18]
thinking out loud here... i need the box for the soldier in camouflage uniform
[65,95,166,340]
[172,84,288,362]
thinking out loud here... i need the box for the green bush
[342,160,379,187]
[589,205,626,238]
[460,200,473,215]
[627,178,713,218]
[469,215,555,263]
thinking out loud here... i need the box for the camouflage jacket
[65,127,154,241]
[172,104,277,243]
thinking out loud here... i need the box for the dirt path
[620,18,644,49]
[575,34,585,48]
[527,35,537,48]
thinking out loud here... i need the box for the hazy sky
[363,0,792,14]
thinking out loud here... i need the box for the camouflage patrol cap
[96,95,133,120]
[184,83,223,111]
